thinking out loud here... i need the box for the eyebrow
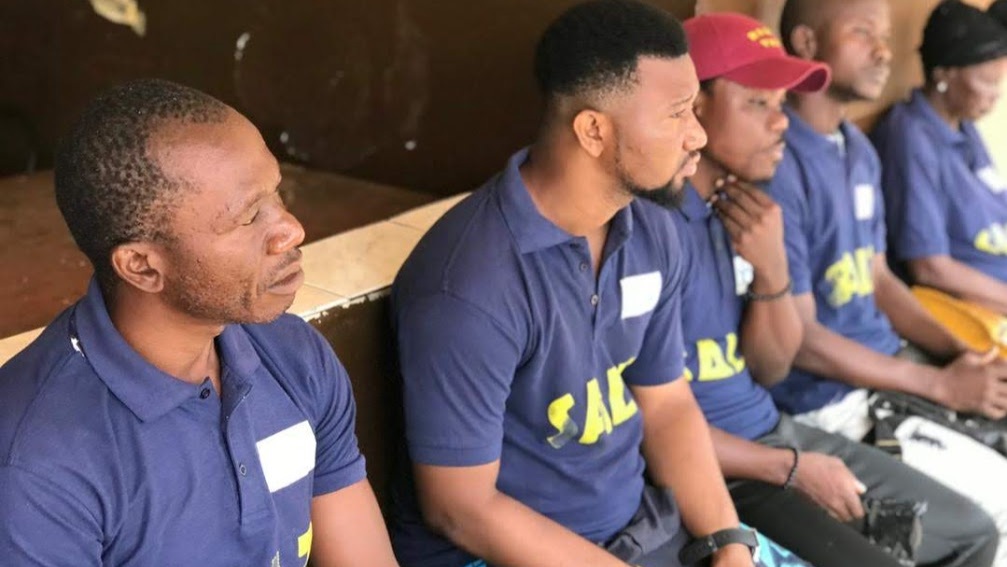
[668,90,699,109]
[230,171,283,220]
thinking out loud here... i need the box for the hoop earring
[937,81,948,93]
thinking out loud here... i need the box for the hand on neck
[690,154,728,201]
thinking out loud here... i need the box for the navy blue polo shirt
[0,279,366,565]
[766,108,901,415]
[672,186,780,440]
[390,148,687,566]
[873,89,1007,281]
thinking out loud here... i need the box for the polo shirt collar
[784,105,858,152]
[496,147,635,254]
[906,88,967,146]
[679,183,712,222]
[72,278,262,422]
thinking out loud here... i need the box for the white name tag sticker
[854,184,875,221]
[733,256,754,296]
[620,271,662,319]
[976,166,1007,194]
[256,420,317,493]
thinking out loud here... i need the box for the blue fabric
[673,186,780,440]
[766,108,901,414]
[873,89,1007,281]
[390,148,688,566]
[0,279,366,565]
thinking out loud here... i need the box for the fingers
[981,347,1001,365]
[715,197,755,234]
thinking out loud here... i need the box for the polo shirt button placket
[579,262,589,273]
[199,387,211,400]
[590,294,599,307]
[238,463,247,477]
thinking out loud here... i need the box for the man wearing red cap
[675,12,998,567]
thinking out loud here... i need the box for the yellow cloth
[911,286,1007,358]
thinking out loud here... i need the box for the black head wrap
[920,0,1007,78]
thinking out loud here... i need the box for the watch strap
[678,527,759,565]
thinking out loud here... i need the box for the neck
[108,287,223,388]
[521,135,624,238]
[923,87,961,131]
[691,154,728,201]
[789,90,846,134]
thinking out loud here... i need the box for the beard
[613,148,687,210]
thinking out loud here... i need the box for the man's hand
[711,543,756,567]
[791,452,867,522]
[712,177,789,293]
[934,349,1007,419]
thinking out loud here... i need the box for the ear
[931,66,952,86]
[571,108,611,158]
[788,24,818,61]
[110,242,168,294]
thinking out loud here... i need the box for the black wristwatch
[678,527,759,565]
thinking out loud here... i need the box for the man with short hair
[675,12,998,567]
[0,79,398,566]
[769,0,1007,562]
[389,1,757,566]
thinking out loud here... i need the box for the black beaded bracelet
[746,279,793,302]
[782,446,800,490]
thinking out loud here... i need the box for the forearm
[795,318,940,398]
[740,294,802,386]
[641,393,739,536]
[910,255,1007,315]
[424,490,628,567]
[709,427,793,486]
[874,259,961,359]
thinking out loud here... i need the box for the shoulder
[396,181,520,302]
[0,310,101,463]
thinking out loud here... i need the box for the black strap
[678,527,758,565]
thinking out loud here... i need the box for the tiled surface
[0,193,462,365]
[390,193,467,231]
[286,284,349,319]
[0,328,42,364]
[300,220,425,298]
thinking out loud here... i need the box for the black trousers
[730,415,998,567]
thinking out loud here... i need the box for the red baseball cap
[684,12,831,93]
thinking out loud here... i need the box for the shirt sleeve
[0,465,103,566]
[622,222,686,386]
[307,326,367,497]
[395,292,521,467]
[881,135,949,260]
[767,154,814,295]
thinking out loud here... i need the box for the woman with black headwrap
[871,0,1007,313]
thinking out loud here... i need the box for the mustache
[677,151,701,171]
[269,248,303,279]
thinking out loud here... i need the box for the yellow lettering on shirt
[823,246,875,307]
[546,393,577,448]
[545,357,640,447]
[298,522,313,563]
[975,223,1007,255]
[694,333,746,382]
[580,378,614,444]
[607,358,639,426]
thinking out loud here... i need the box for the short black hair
[779,0,820,54]
[54,78,229,293]
[533,0,688,101]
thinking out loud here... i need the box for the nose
[685,108,708,152]
[873,36,892,65]
[769,107,789,135]
[268,208,306,255]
